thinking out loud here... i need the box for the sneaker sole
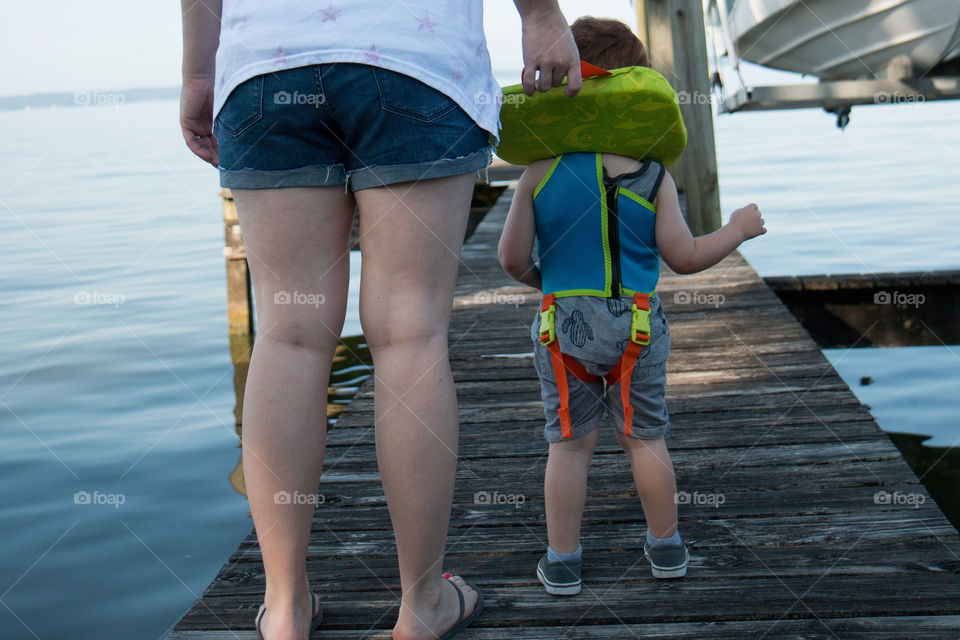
[650,564,687,578]
[536,565,582,596]
[644,551,688,579]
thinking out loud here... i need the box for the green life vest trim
[496,65,687,166]
[617,187,656,213]
[533,156,562,200]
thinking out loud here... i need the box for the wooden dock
[167,188,960,639]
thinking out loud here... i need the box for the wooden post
[222,188,254,427]
[637,0,722,235]
[222,188,254,336]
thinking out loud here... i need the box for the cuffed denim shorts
[214,63,494,191]
[533,343,670,444]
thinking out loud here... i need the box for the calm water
[0,96,957,639]
[0,99,365,639]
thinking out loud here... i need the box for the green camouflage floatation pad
[494,66,687,166]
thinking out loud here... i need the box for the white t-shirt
[213,1,503,143]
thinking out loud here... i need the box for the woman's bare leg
[354,173,479,640]
[616,433,679,538]
[232,186,355,640]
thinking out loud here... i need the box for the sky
[0,0,641,97]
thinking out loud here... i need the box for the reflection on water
[886,432,960,530]
[225,334,373,498]
[825,346,960,532]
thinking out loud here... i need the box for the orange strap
[561,352,600,383]
[544,340,573,439]
[607,340,644,437]
[540,294,573,439]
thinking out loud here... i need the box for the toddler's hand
[731,204,766,240]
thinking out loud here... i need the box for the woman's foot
[392,575,480,640]
[256,590,322,640]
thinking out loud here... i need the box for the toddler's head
[570,17,650,70]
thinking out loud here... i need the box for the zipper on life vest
[605,183,622,297]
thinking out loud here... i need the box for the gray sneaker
[643,542,688,578]
[536,554,582,596]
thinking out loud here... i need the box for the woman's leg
[232,186,355,640]
[544,429,599,553]
[354,173,479,640]
[616,433,679,538]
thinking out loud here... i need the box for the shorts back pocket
[373,67,457,122]
[216,75,264,137]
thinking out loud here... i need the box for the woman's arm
[181,0,222,78]
[512,0,581,96]
[180,0,223,165]
[654,171,766,274]
[498,166,549,290]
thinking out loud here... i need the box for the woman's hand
[180,75,219,167]
[514,1,581,97]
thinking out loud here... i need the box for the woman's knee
[256,313,342,355]
[359,300,449,354]
[362,322,448,355]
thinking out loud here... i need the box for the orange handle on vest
[580,60,612,79]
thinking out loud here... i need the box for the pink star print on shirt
[272,46,290,67]
[319,6,340,22]
[364,44,381,64]
[416,15,438,33]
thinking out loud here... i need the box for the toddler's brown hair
[570,17,650,70]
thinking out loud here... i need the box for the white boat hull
[729,0,960,79]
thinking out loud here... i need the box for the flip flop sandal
[255,590,323,639]
[437,574,484,639]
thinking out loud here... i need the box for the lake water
[0,96,957,639]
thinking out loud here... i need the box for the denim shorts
[533,344,670,443]
[214,63,493,191]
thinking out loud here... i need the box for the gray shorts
[533,343,670,443]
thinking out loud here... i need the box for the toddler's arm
[654,171,766,274]
[498,165,548,290]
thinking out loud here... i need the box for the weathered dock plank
[167,615,960,639]
[166,188,960,638]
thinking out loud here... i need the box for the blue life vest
[534,152,665,299]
